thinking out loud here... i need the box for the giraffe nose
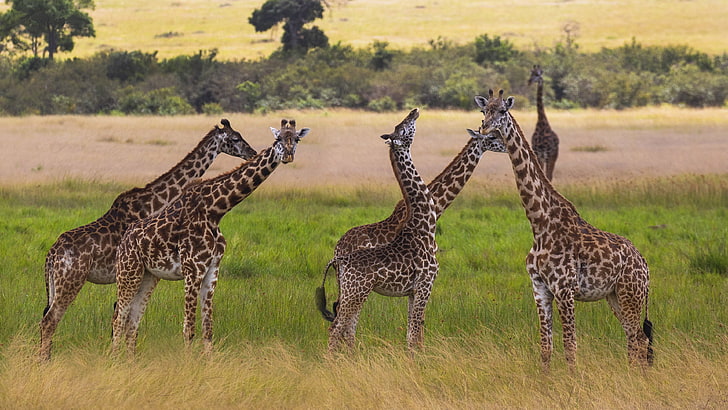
[282,154,294,163]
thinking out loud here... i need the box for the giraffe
[528,65,560,181]
[39,119,257,361]
[474,90,653,371]
[316,108,439,353]
[112,119,308,355]
[333,126,508,258]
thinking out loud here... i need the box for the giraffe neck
[389,137,485,223]
[141,133,224,211]
[426,138,486,217]
[390,146,436,242]
[535,80,550,128]
[196,144,281,219]
[505,114,577,234]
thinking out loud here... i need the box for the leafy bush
[474,34,517,66]
[0,35,726,115]
[201,102,224,115]
[105,50,158,83]
[367,96,397,112]
[117,87,194,115]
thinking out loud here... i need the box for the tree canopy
[3,0,95,60]
[249,0,328,53]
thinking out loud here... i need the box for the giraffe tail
[643,288,654,366]
[315,259,337,322]
[43,251,55,317]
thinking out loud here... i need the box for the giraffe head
[380,108,419,149]
[474,89,515,143]
[217,119,258,160]
[270,119,309,163]
[528,65,544,86]
[465,127,508,153]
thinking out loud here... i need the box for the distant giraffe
[316,108,438,353]
[333,126,507,258]
[475,90,653,372]
[112,119,308,355]
[39,119,256,361]
[528,65,559,181]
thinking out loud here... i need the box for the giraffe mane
[139,124,223,191]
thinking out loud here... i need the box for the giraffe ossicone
[475,90,653,372]
[112,119,308,356]
[38,119,256,361]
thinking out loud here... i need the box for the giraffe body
[39,120,256,361]
[317,109,438,353]
[475,90,652,371]
[334,128,507,257]
[529,65,559,181]
[112,120,308,355]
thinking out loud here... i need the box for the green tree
[7,0,95,60]
[474,34,517,65]
[249,0,328,53]
[0,8,27,55]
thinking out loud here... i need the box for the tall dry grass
[2,330,727,408]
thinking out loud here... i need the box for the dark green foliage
[0,34,725,115]
[117,86,194,115]
[474,34,517,66]
[105,50,157,83]
[4,0,95,60]
[370,40,394,71]
[249,0,328,53]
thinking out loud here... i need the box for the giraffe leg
[546,155,557,181]
[39,260,88,361]
[182,264,204,349]
[328,288,368,353]
[124,272,161,355]
[530,273,554,373]
[608,286,650,367]
[407,283,433,352]
[554,291,577,372]
[112,247,145,356]
[199,263,220,355]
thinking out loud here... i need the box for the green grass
[1,175,727,407]
[2,1,725,60]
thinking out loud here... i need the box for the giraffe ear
[270,127,280,138]
[297,128,310,139]
[474,96,488,109]
[505,96,515,110]
[466,128,481,139]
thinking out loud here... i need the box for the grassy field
[1,109,727,407]
[1,174,727,408]
[2,0,726,60]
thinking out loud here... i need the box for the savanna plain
[2,0,728,407]
[1,108,727,408]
